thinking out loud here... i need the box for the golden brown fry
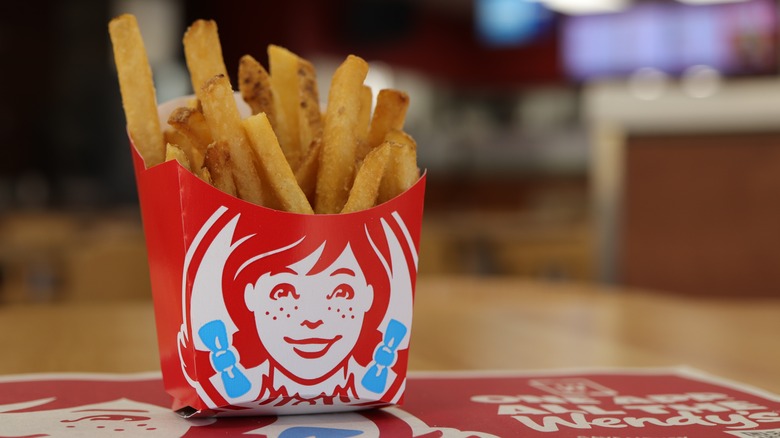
[165,143,192,171]
[163,128,205,173]
[297,57,322,164]
[268,45,302,168]
[315,55,369,214]
[199,167,213,185]
[341,143,391,213]
[354,85,373,161]
[365,89,410,154]
[243,113,314,214]
[164,113,211,173]
[295,138,321,205]
[203,142,237,197]
[200,74,265,205]
[167,106,212,158]
[108,14,165,167]
[239,54,275,120]
[183,19,229,102]
[378,130,420,204]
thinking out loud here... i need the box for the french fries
[296,58,323,166]
[183,19,229,102]
[238,55,275,120]
[110,15,421,215]
[268,45,303,168]
[295,138,322,204]
[356,85,373,155]
[378,130,419,205]
[108,14,165,167]
[203,142,237,198]
[243,113,313,214]
[362,89,410,160]
[342,143,391,214]
[200,74,266,205]
[315,55,370,214]
[165,111,207,171]
[165,143,192,170]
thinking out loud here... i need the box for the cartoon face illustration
[244,242,374,382]
[0,398,209,437]
[177,203,421,411]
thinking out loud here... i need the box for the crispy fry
[354,85,373,161]
[203,142,237,197]
[239,54,275,120]
[342,143,391,213]
[109,14,165,167]
[365,89,410,157]
[315,55,369,214]
[165,143,192,171]
[378,130,419,204]
[200,167,213,185]
[297,57,322,165]
[200,74,265,205]
[243,113,313,214]
[268,45,303,168]
[295,138,321,204]
[164,128,206,173]
[183,19,229,101]
[167,106,212,158]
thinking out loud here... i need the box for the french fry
[297,57,322,166]
[354,85,373,160]
[165,143,192,171]
[364,89,410,158]
[315,55,369,214]
[268,45,303,168]
[167,106,212,158]
[239,54,275,120]
[341,143,391,213]
[183,19,229,102]
[165,129,206,174]
[295,138,321,204]
[200,74,265,205]
[378,130,419,204]
[200,167,213,185]
[108,14,165,167]
[203,142,237,198]
[243,113,314,214]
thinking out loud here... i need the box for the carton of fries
[111,14,426,417]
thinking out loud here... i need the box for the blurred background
[0,0,778,303]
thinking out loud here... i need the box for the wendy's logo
[176,205,418,413]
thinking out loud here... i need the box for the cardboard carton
[130,97,425,417]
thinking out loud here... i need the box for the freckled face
[0,400,192,437]
[245,243,374,381]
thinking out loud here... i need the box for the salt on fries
[109,14,420,214]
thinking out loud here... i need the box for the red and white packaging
[129,96,426,417]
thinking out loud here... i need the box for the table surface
[2,276,779,394]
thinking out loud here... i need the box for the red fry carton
[130,96,426,417]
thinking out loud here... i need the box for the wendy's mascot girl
[175,197,421,415]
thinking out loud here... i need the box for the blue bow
[198,319,251,398]
[361,319,407,393]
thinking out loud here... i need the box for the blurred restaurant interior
[1,0,779,303]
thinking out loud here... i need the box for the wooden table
[2,276,779,394]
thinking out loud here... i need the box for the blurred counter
[0,211,151,303]
[1,276,778,395]
[1,194,594,303]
